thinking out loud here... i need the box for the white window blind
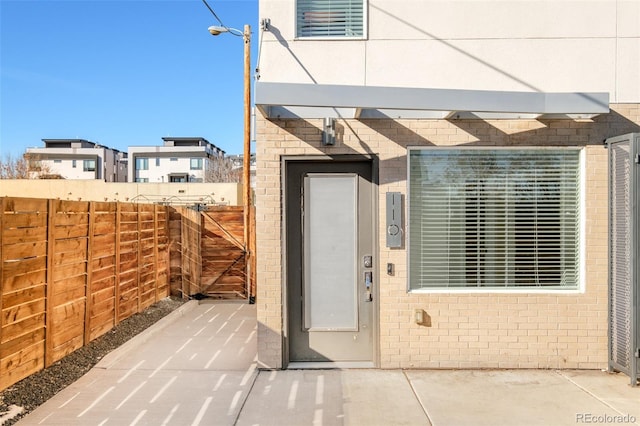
[408,148,581,290]
[297,0,364,38]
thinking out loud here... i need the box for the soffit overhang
[254,82,610,120]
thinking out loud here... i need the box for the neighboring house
[25,139,127,182]
[128,137,225,183]
[254,0,640,376]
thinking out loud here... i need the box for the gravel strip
[0,296,186,426]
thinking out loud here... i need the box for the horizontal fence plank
[3,198,48,213]
[3,256,47,278]
[2,298,46,326]
[2,285,46,309]
[2,212,47,229]
[2,270,47,294]
[2,241,48,260]
[2,227,48,245]
[52,224,89,240]
[0,328,44,359]
[2,312,46,343]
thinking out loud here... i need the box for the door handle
[364,272,373,302]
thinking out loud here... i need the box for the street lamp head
[208,25,228,36]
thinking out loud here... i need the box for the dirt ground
[0,296,186,426]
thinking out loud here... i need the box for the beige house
[253,0,640,380]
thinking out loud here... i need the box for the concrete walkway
[18,301,640,426]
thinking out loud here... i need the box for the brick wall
[255,105,640,369]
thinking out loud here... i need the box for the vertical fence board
[137,204,142,314]
[115,203,121,325]
[45,199,55,367]
[84,202,95,345]
[154,205,160,302]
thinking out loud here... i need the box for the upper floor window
[136,157,149,171]
[297,0,365,38]
[83,159,96,172]
[190,158,203,170]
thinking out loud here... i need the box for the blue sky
[0,0,258,158]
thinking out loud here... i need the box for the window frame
[135,157,149,171]
[295,0,368,40]
[83,159,96,172]
[190,158,203,170]
[406,146,585,294]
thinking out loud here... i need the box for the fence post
[84,202,95,345]
[153,204,159,303]
[164,205,171,299]
[44,199,55,367]
[114,202,121,325]
[180,208,187,299]
[137,203,142,314]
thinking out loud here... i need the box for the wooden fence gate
[176,206,255,301]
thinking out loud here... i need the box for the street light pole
[242,24,251,278]
[208,23,252,301]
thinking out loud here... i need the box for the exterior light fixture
[322,117,336,146]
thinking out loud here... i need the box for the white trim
[408,288,584,295]
[579,148,587,294]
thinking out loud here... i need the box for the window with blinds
[296,0,365,38]
[408,148,582,290]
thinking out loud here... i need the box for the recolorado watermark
[576,413,637,424]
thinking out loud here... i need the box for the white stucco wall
[41,158,98,180]
[134,157,208,183]
[258,0,640,102]
[128,146,220,183]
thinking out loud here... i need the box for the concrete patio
[18,301,639,426]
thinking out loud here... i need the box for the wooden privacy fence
[0,197,170,391]
[170,206,256,301]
